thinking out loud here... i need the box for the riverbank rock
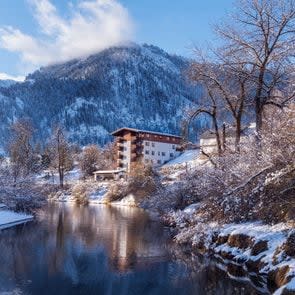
[172,220,295,294]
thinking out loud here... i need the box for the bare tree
[101,142,117,169]
[7,119,36,181]
[216,0,295,135]
[48,126,73,188]
[79,145,101,178]
[190,60,250,153]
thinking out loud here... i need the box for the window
[123,146,127,151]
[145,150,150,155]
[145,142,150,146]
[172,145,175,150]
[158,151,160,156]
[170,153,174,158]
[162,152,166,156]
[152,142,155,147]
[157,160,161,164]
[151,151,155,155]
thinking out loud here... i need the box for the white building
[200,123,256,154]
[111,127,182,172]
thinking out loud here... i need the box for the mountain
[0,43,205,149]
[0,79,17,88]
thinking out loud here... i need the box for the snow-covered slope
[0,43,207,147]
[0,79,17,88]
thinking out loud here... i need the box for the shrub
[71,183,89,205]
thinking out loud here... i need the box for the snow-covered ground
[36,168,81,185]
[161,149,210,180]
[170,204,295,294]
[0,207,33,230]
[163,149,200,167]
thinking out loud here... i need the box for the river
[0,203,263,294]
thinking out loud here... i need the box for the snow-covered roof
[111,127,182,138]
[93,169,126,174]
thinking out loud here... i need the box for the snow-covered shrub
[0,165,47,213]
[71,183,89,205]
[105,182,128,203]
[154,105,295,224]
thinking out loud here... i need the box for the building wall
[120,140,131,170]
[142,140,180,166]
[114,130,182,172]
[200,138,218,154]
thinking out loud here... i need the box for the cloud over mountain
[0,0,133,71]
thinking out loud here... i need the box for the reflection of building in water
[48,204,169,273]
[108,206,168,272]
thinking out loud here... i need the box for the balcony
[117,137,124,143]
[118,153,124,160]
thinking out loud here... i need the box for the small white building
[200,123,256,154]
[111,127,182,172]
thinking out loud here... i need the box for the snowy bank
[48,181,111,205]
[0,210,33,230]
[167,206,295,294]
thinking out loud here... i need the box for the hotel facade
[111,127,182,172]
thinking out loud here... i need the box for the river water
[0,203,263,295]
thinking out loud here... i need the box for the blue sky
[0,0,234,80]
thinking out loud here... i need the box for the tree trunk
[212,113,222,156]
[222,123,226,152]
[255,67,266,138]
[256,102,263,137]
[235,115,242,153]
[59,166,64,188]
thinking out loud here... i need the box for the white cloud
[0,0,133,72]
[0,72,25,81]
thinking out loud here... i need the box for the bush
[71,183,89,205]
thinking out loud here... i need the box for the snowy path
[0,209,33,230]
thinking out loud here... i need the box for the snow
[183,203,201,215]
[274,277,295,294]
[171,207,295,294]
[0,210,33,230]
[93,169,126,174]
[164,149,200,166]
[36,168,81,184]
[285,277,295,291]
[111,194,137,207]
[88,185,109,204]
[215,223,295,293]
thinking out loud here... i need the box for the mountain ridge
[0,43,205,150]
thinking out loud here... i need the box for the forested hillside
[0,43,205,148]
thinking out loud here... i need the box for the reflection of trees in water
[0,204,262,294]
[0,204,170,281]
[169,247,265,295]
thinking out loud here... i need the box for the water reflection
[0,203,262,295]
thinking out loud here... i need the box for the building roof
[111,127,182,138]
[93,169,126,174]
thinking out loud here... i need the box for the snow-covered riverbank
[0,204,33,230]
[166,206,295,294]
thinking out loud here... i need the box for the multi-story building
[111,127,182,172]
